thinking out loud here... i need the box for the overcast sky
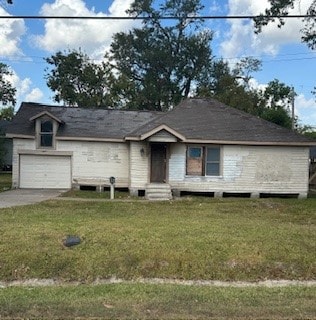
[1,0,315,127]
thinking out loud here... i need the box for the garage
[19,154,71,189]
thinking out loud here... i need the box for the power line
[0,14,314,20]
[1,53,315,65]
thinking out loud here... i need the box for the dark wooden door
[150,144,167,182]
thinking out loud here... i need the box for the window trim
[186,145,222,177]
[186,146,204,176]
[36,117,57,149]
[40,120,53,147]
[205,146,221,177]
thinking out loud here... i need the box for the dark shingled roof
[129,98,314,144]
[7,102,161,139]
[6,99,315,145]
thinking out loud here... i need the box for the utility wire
[1,55,315,64]
[0,14,315,20]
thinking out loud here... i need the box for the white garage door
[20,155,71,189]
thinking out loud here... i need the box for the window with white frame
[186,146,221,176]
[39,120,54,147]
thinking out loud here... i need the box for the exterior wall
[12,137,310,198]
[169,144,310,197]
[12,138,36,188]
[12,138,130,188]
[57,140,129,187]
[129,141,149,194]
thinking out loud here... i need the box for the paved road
[0,189,66,208]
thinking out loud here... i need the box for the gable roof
[29,110,64,124]
[6,99,316,146]
[136,124,186,141]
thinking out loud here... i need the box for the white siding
[57,140,129,187]
[12,139,35,188]
[129,141,149,189]
[12,139,130,189]
[12,137,310,197]
[169,144,309,196]
[169,144,186,181]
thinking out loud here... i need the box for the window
[40,120,53,147]
[205,147,220,176]
[188,147,202,158]
[187,147,203,175]
[186,146,221,176]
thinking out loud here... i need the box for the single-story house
[0,119,13,171]
[6,98,316,199]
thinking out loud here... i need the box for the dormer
[29,111,63,149]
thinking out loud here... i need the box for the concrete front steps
[145,183,173,201]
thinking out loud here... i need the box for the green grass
[0,172,11,192]
[61,188,135,199]
[0,198,315,282]
[0,198,315,319]
[0,284,315,319]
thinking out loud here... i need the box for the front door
[150,144,167,182]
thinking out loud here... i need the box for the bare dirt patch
[1,277,316,288]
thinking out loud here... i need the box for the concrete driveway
[0,189,66,208]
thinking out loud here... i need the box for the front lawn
[1,284,315,319]
[0,198,315,282]
[1,197,315,319]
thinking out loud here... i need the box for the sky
[0,0,315,128]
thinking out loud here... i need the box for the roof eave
[56,136,125,143]
[185,139,316,146]
[6,133,34,139]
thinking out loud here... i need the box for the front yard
[0,198,315,282]
[0,184,315,318]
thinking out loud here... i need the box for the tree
[45,50,114,108]
[254,0,316,50]
[259,79,294,129]
[196,58,265,115]
[0,106,14,121]
[0,63,15,167]
[302,129,316,139]
[108,0,213,111]
[232,57,262,88]
[0,63,16,107]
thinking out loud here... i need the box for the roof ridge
[21,102,165,115]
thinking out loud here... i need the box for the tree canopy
[42,0,299,130]
[107,0,213,111]
[44,0,213,111]
[0,63,16,122]
[0,63,16,107]
[45,50,114,108]
[254,0,316,50]
[0,106,14,121]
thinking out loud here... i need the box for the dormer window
[30,111,63,150]
[40,120,53,147]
